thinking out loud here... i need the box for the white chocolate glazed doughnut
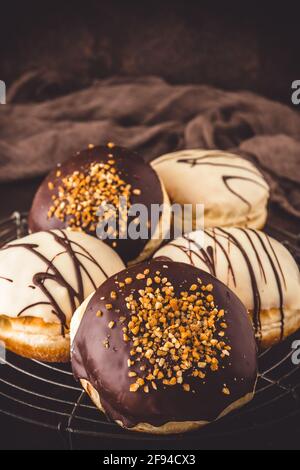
[154,227,300,348]
[0,229,125,361]
[151,149,269,230]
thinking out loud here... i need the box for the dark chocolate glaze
[1,230,107,333]
[162,228,287,341]
[28,145,165,264]
[72,260,257,429]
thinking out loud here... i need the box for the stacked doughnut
[71,260,257,433]
[0,143,299,435]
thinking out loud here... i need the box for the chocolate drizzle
[177,152,269,214]
[0,276,13,283]
[0,230,107,333]
[217,228,262,337]
[248,229,285,340]
[222,176,268,211]
[160,228,288,341]
[167,232,236,287]
[203,229,236,287]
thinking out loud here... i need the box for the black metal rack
[0,212,300,446]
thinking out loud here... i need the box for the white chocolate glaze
[0,230,125,327]
[154,227,300,342]
[151,150,270,229]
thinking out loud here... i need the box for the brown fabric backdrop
[0,76,300,218]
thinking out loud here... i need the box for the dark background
[0,0,300,450]
[1,1,299,105]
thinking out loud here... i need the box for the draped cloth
[1,76,299,217]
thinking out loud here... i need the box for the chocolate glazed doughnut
[71,261,257,434]
[29,144,170,264]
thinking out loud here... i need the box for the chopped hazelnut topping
[108,321,115,329]
[125,277,133,285]
[136,273,145,280]
[96,310,103,317]
[133,188,141,195]
[47,147,136,237]
[222,386,230,395]
[123,272,230,393]
[128,371,137,377]
[105,303,113,310]
[130,383,139,392]
[151,381,157,390]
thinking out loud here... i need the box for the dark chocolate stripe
[265,234,287,290]
[216,228,262,337]
[238,228,267,284]
[203,229,236,287]
[17,301,52,316]
[171,234,216,276]
[178,159,264,178]
[222,175,268,211]
[0,276,13,283]
[249,229,285,340]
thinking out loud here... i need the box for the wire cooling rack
[0,211,300,445]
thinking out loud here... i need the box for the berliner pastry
[151,149,269,230]
[71,260,257,434]
[29,144,170,264]
[0,230,125,362]
[154,227,300,348]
